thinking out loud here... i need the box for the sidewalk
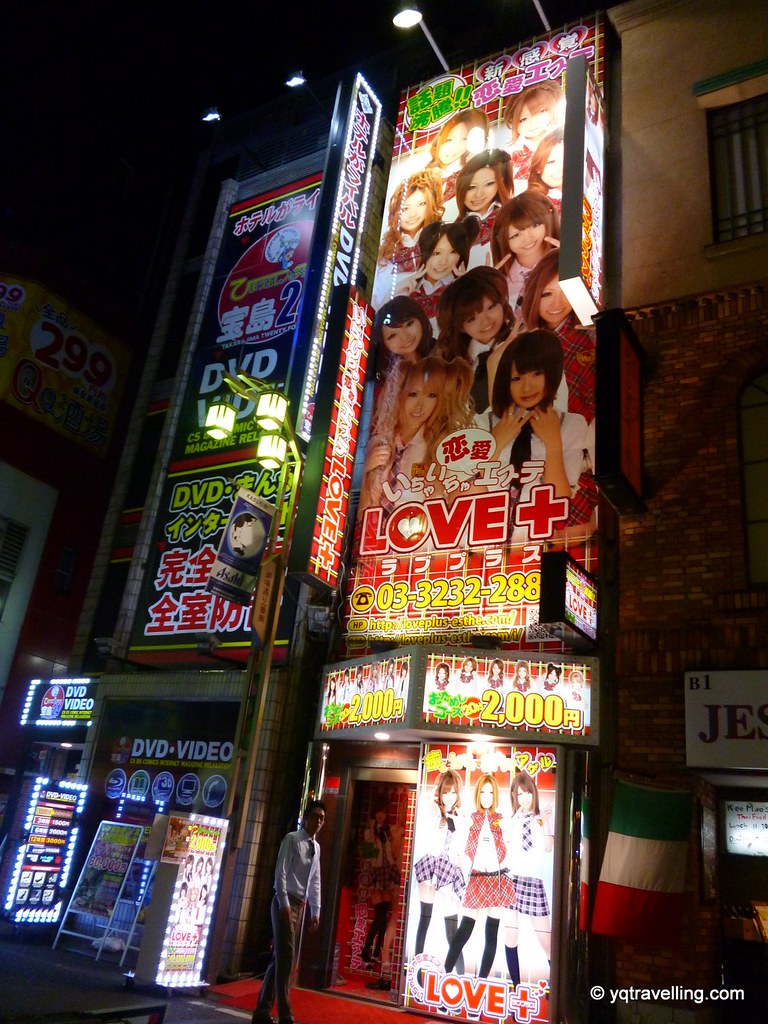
[0,924,416,1024]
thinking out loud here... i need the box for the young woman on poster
[510,661,533,693]
[425,108,490,213]
[358,355,474,513]
[362,802,403,964]
[454,149,514,267]
[490,191,560,315]
[374,169,444,308]
[444,774,515,978]
[520,249,595,423]
[488,330,593,545]
[400,220,479,329]
[437,266,517,414]
[503,81,564,192]
[527,128,565,215]
[372,295,435,387]
[412,769,468,974]
[486,658,506,692]
[503,772,554,987]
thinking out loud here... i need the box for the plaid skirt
[464,869,516,910]
[371,863,401,890]
[414,853,466,899]
[511,874,549,916]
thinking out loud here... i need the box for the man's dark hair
[304,799,326,818]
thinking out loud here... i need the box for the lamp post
[205,370,305,971]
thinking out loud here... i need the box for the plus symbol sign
[507,982,541,1022]
[514,484,569,539]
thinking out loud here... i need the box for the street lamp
[204,371,305,971]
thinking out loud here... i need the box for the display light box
[539,550,597,648]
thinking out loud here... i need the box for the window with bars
[0,516,29,620]
[740,372,768,586]
[708,92,768,243]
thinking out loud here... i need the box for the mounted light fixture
[205,398,237,440]
[257,433,288,470]
[201,106,221,123]
[392,4,450,72]
[285,71,306,88]
[256,390,290,432]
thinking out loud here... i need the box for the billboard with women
[345,16,605,650]
[404,742,557,1023]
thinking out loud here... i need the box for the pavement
[0,922,250,1024]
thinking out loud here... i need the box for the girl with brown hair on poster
[361,801,402,965]
[374,169,444,307]
[503,772,554,988]
[527,127,565,216]
[490,191,560,315]
[503,80,564,190]
[424,107,490,206]
[455,149,514,264]
[412,769,467,974]
[444,773,516,978]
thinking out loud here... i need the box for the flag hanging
[591,782,692,943]
[579,793,591,931]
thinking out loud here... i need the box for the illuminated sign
[297,290,371,588]
[297,74,382,439]
[404,742,557,1024]
[66,820,144,920]
[156,813,228,988]
[0,275,131,453]
[205,486,275,605]
[560,57,606,325]
[539,550,597,645]
[685,670,768,770]
[422,651,594,739]
[344,17,603,653]
[20,677,95,729]
[722,801,768,858]
[129,176,321,665]
[319,650,411,731]
[4,777,87,923]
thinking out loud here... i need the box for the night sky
[3,2,603,320]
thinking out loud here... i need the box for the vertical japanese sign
[0,275,130,452]
[4,778,88,923]
[129,176,322,664]
[404,743,557,1024]
[296,290,371,587]
[345,17,604,653]
[156,814,228,987]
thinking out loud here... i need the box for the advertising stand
[54,820,145,962]
[134,812,228,989]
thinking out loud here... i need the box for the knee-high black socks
[362,901,391,961]
[444,913,464,974]
[415,902,433,954]
[505,944,520,986]
[445,915,475,972]
[479,917,499,977]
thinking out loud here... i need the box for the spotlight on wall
[202,106,221,123]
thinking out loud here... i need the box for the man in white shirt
[253,800,326,1024]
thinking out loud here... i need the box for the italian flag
[579,793,590,931]
[591,782,692,944]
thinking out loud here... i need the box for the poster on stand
[155,813,228,987]
[67,821,144,920]
[404,742,557,1023]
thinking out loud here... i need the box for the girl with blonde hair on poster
[374,169,444,307]
[444,774,516,979]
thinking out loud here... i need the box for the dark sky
[3,2,603,317]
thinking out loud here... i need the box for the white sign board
[685,670,768,770]
[722,800,768,857]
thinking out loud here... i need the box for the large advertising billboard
[404,742,557,1023]
[90,699,239,817]
[344,17,604,652]
[0,274,130,453]
[129,175,322,664]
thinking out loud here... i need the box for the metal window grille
[740,372,768,586]
[708,93,768,242]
